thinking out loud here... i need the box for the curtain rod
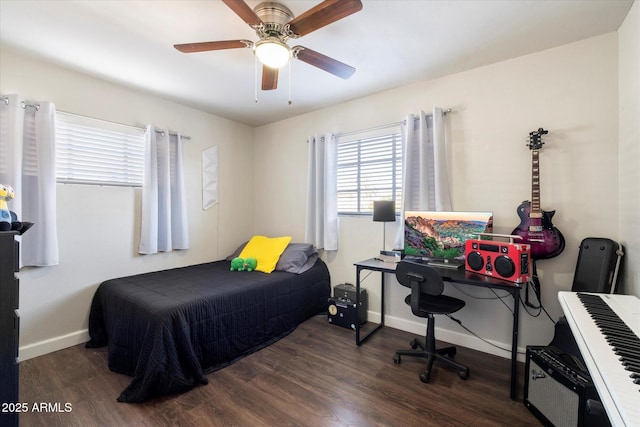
[154,129,191,140]
[1,96,41,110]
[335,108,452,138]
[60,110,192,140]
[1,96,191,140]
[22,101,40,110]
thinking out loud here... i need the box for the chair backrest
[396,261,444,316]
[396,260,444,295]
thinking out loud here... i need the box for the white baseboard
[19,312,527,363]
[19,329,89,362]
[366,311,526,363]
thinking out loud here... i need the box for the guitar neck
[530,149,542,217]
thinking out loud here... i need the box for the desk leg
[510,289,520,400]
[355,266,385,346]
[380,272,385,326]
[355,266,362,345]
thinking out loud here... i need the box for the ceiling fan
[174,0,363,91]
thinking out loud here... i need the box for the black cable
[525,260,542,309]
[489,288,514,313]
[520,292,543,318]
[424,275,556,355]
[449,283,515,314]
[449,283,514,313]
[446,314,526,356]
[520,280,556,324]
[539,301,556,324]
[359,270,374,283]
[453,272,555,324]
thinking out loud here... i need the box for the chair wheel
[393,354,401,364]
[419,371,430,383]
[410,339,418,349]
[459,369,469,380]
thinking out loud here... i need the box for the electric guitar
[511,128,565,260]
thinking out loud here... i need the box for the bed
[86,242,330,403]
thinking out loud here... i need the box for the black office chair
[393,260,470,383]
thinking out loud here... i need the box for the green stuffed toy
[230,257,258,272]
[230,257,244,271]
[242,257,257,272]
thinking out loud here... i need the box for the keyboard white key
[558,291,640,427]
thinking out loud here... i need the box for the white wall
[0,47,256,360]
[618,0,640,297]
[254,33,626,360]
[2,13,636,363]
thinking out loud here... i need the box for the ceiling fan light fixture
[254,38,291,69]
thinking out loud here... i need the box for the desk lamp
[373,200,396,251]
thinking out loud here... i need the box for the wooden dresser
[0,231,19,427]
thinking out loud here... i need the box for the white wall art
[202,145,218,210]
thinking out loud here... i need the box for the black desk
[353,258,522,400]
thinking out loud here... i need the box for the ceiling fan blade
[262,66,279,90]
[221,0,264,27]
[293,46,355,79]
[288,0,363,37]
[174,40,252,53]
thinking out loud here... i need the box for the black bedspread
[87,259,330,402]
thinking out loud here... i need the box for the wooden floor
[19,315,541,427]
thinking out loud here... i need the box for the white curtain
[305,132,338,251]
[0,94,59,266]
[394,108,452,249]
[139,126,189,254]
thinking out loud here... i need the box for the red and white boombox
[465,236,532,283]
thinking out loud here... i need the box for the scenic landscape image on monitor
[403,211,494,260]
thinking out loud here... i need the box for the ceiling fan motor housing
[254,2,294,39]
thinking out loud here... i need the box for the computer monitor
[403,211,493,266]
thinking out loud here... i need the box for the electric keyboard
[558,291,640,427]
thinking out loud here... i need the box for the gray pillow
[275,243,318,274]
[293,253,319,274]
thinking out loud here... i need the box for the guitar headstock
[527,127,548,150]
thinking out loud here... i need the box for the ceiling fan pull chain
[254,55,259,103]
[288,60,292,105]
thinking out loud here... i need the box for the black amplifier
[327,284,367,330]
[333,283,365,303]
[524,346,610,427]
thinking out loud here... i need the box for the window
[55,112,145,187]
[336,129,402,214]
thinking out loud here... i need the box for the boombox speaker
[524,346,610,427]
[465,238,531,283]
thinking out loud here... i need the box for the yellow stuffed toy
[0,184,15,232]
[0,184,32,234]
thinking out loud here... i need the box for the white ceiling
[0,0,633,127]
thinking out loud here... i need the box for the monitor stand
[427,259,464,270]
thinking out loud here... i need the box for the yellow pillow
[238,235,292,273]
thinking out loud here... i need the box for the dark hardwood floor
[19,315,540,426]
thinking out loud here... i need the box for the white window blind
[337,130,402,214]
[55,112,145,187]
